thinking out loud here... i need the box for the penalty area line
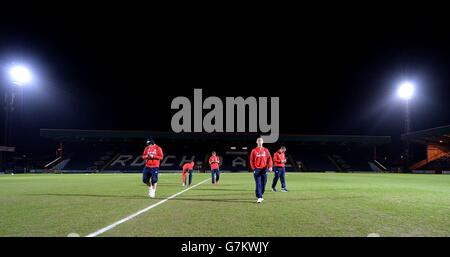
[85,178,210,237]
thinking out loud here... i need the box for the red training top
[249,147,273,170]
[142,144,164,168]
[209,156,220,170]
[182,162,194,172]
[273,150,286,167]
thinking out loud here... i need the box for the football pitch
[1,172,450,237]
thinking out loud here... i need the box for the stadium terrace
[38,129,391,173]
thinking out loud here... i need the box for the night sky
[1,5,450,154]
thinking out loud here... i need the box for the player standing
[209,151,220,185]
[142,138,164,198]
[271,146,289,192]
[249,137,273,203]
[182,161,195,187]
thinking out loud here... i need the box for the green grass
[1,172,450,237]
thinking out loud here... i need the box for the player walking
[271,146,289,192]
[142,138,163,198]
[182,161,195,187]
[209,151,220,185]
[249,137,273,203]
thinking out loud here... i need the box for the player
[249,137,273,203]
[271,146,289,192]
[182,161,195,187]
[142,138,164,198]
[209,151,220,185]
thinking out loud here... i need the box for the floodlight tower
[1,64,33,172]
[397,81,414,172]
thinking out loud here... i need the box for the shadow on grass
[27,193,256,203]
[291,195,366,201]
[27,193,366,204]
[169,197,255,203]
[28,193,152,200]
[193,188,253,192]
[182,193,253,197]
[139,183,187,186]
[168,195,367,204]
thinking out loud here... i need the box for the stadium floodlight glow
[9,65,32,86]
[397,82,414,100]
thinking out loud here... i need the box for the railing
[373,159,387,171]
[44,157,62,169]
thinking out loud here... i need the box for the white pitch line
[86,178,209,237]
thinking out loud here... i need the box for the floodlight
[9,65,32,86]
[397,82,414,100]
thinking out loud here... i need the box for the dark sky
[1,5,450,153]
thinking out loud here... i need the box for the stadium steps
[328,153,374,172]
[368,162,382,172]
[295,152,338,171]
[287,154,300,172]
[51,158,71,171]
[327,155,343,172]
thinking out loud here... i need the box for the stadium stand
[39,129,391,173]
[402,125,450,172]
[422,154,450,170]
[330,150,373,172]
[292,150,337,171]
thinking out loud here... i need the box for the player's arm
[142,147,149,160]
[153,147,164,160]
[273,152,281,164]
[266,149,273,171]
[211,157,219,164]
[249,150,255,171]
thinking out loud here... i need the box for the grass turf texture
[1,173,450,237]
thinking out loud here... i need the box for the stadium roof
[401,125,450,146]
[40,129,391,146]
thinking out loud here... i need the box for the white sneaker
[150,188,155,198]
[257,198,263,203]
[182,183,186,187]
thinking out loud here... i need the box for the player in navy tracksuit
[209,151,221,185]
[249,137,273,203]
[272,146,289,192]
[142,138,164,198]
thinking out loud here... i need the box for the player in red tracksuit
[209,151,220,185]
[271,146,289,192]
[249,137,273,203]
[182,161,195,187]
[142,138,164,198]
